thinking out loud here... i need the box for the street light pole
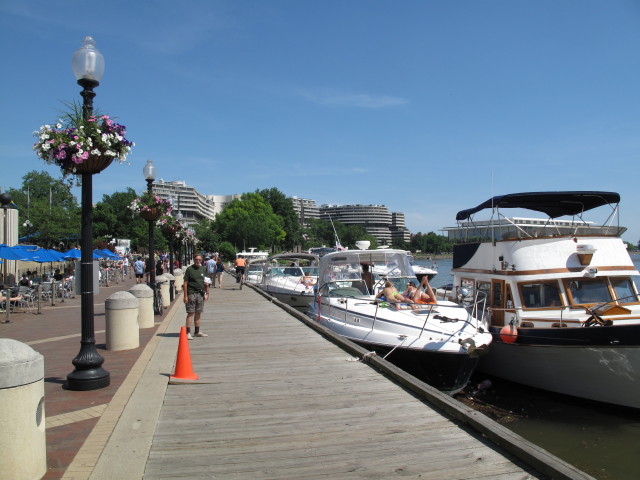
[67,37,110,390]
[143,159,157,288]
[1,192,13,324]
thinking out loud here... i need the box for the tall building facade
[319,204,410,245]
[290,196,320,227]
[152,180,241,226]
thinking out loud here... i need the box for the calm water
[413,256,640,480]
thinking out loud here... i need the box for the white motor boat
[307,248,492,393]
[448,191,640,408]
[244,260,267,284]
[260,253,319,311]
[236,248,269,262]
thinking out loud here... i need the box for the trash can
[105,291,139,351]
[0,339,46,480]
[173,268,184,294]
[128,284,154,329]
[156,275,170,309]
[164,273,175,302]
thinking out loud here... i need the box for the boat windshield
[318,249,414,288]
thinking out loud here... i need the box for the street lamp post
[143,159,157,290]
[1,192,13,325]
[67,37,110,390]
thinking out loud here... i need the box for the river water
[413,257,640,480]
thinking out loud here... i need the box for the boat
[236,248,269,262]
[307,248,492,393]
[260,253,319,311]
[244,259,267,284]
[448,191,640,408]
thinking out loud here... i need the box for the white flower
[42,143,51,151]
[105,149,116,156]
[91,149,101,156]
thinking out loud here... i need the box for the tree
[255,188,301,251]
[213,193,285,251]
[192,218,219,253]
[410,232,452,254]
[8,170,80,249]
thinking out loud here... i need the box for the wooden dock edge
[249,284,595,480]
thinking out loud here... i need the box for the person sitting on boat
[300,270,315,287]
[403,276,437,304]
[376,280,409,304]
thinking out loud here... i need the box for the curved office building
[320,204,409,245]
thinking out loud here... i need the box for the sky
[1,0,639,244]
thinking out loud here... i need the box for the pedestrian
[205,255,217,287]
[133,256,145,284]
[214,257,225,288]
[183,254,209,340]
[122,255,130,278]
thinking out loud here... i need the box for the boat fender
[499,321,518,343]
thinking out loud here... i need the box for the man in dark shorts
[133,256,145,284]
[183,254,210,340]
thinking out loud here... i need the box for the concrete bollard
[128,284,154,329]
[164,273,175,302]
[0,339,46,480]
[105,291,139,351]
[173,268,184,294]
[156,275,171,309]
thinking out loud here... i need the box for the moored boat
[447,191,640,408]
[307,248,492,393]
[260,253,319,311]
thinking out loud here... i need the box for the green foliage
[213,193,284,251]
[192,218,219,252]
[216,241,236,261]
[410,232,453,254]
[8,170,81,249]
[255,188,301,250]
[301,219,378,250]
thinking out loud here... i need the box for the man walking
[133,256,145,284]
[205,255,217,287]
[183,254,209,340]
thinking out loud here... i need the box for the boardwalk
[92,281,565,480]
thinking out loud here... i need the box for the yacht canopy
[455,191,620,221]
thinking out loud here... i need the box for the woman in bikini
[375,280,409,304]
[403,276,437,304]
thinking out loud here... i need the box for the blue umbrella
[63,248,101,260]
[30,249,66,263]
[0,245,35,261]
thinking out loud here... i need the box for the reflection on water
[414,255,640,480]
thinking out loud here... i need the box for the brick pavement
[0,274,175,480]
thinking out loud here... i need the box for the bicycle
[236,267,245,290]
[151,282,164,315]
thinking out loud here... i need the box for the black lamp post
[143,159,157,289]
[1,192,13,325]
[67,37,110,391]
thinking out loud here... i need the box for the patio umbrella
[30,249,66,263]
[63,248,101,260]
[0,245,35,261]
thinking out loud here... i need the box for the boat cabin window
[610,277,640,304]
[564,278,612,305]
[519,281,562,308]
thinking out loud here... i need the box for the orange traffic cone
[170,326,199,382]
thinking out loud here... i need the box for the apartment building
[319,204,410,245]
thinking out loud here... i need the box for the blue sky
[1,0,639,243]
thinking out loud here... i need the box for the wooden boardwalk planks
[145,285,543,479]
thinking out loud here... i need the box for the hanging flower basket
[61,155,114,175]
[140,207,162,221]
[130,192,172,221]
[33,102,134,180]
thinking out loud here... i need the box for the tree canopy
[8,170,80,249]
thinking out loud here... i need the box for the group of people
[375,275,437,306]
[204,254,226,288]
